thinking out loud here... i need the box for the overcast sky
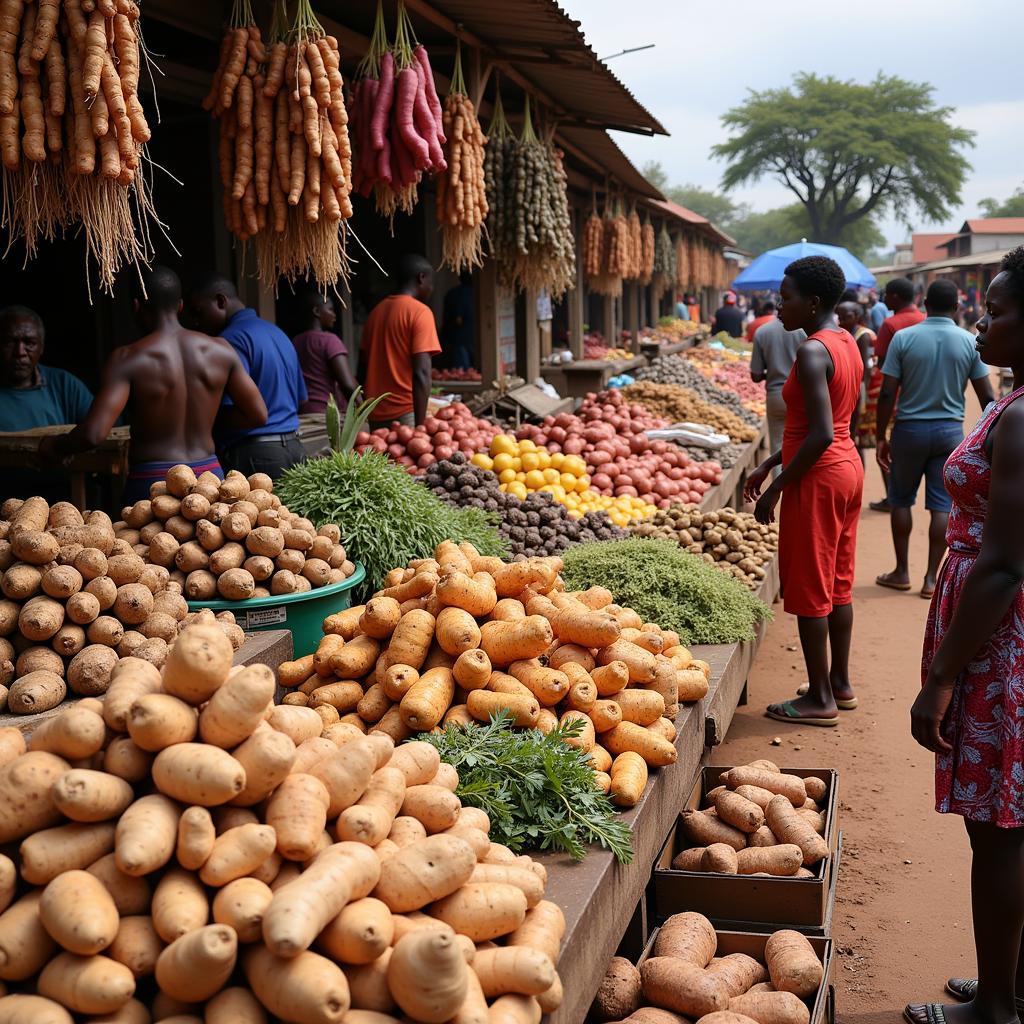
[561,0,1024,250]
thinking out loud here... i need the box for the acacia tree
[712,73,974,245]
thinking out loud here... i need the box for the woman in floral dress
[906,247,1024,1024]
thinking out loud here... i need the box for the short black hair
[925,279,959,314]
[999,246,1024,311]
[839,288,860,304]
[885,277,914,303]
[136,265,182,312]
[189,271,238,300]
[760,301,775,313]
[783,256,846,309]
[398,254,432,286]
[0,305,44,338]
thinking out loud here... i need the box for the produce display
[561,539,771,645]
[349,2,447,220]
[673,761,830,876]
[682,441,747,470]
[631,507,778,589]
[640,318,707,346]
[0,0,158,291]
[623,382,761,445]
[425,711,634,863]
[422,454,627,558]
[582,331,633,362]
[275,450,508,595]
[116,467,357,603]
[354,402,501,471]
[0,498,193,715]
[635,355,763,429]
[511,391,723,510]
[432,367,482,382]
[0,623,567,1020]
[205,0,354,287]
[285,542,712,801]
[685,350,767,417]
[484,92,575,298]
[591,912,824,1022]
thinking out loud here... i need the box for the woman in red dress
[744,256,864,726]
[906,248,1024,1024]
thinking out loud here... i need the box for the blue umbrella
[732,240,876,291]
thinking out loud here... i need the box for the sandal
[904,1005,947,1024]
[945,978,1024,1014]
[796,683,857,710]
[765,700,839,728]
[876,574,912,592]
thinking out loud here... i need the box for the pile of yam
[0,620,565,1022]
[0,496,217,716]
[673,761,830,876]
[591,912,824,1024]
[631,507,778,590]
[281,540,713,808]
[116,465,357,603]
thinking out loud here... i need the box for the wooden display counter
[540,565,779,1023]
[540,355,647,400]
[0,629,293,737]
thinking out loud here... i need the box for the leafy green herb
[422,712,634,864]
[562,538,771,645]
[275,450,508,597]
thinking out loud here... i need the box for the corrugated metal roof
[647,199,736,248]
[558,128,664,200]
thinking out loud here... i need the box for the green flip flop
[765,700,839,728]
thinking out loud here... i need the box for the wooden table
[541,565,780,1023]
[540,355,648,400]
[0,425,131,509]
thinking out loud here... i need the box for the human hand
[910,678,954,754]
[754,484,781,525]
[876,439,891,473]
[743,463,771,504]
[36,435,68,470]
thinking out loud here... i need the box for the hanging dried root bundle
[0,0,160,293]
[436,43,487,272]
[208,0,353,289]
[640,215,655,285]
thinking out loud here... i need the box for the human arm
[911,400,1024,753]
[742,450,782,505]
[750,342,833,524]
[44,354,131,456]
[219,347,268,432]
[412,353,432,426]
[749,337,767,383]
[874,375,899,472]
[329,354,357,400]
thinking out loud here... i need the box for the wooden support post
[568,209,585,358]
[477,258,500,385]
[602,294,614,342]
[648,285,658,328]
[625,284,640,346]
[517,288,540,383]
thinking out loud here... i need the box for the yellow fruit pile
[472,437,654,526]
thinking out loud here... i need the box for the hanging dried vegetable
[604,201,629,279]
[349,1,446,221]
[436,43,486,271]
[583,199,603,279]
[484,92,575,297]
[206,0,353,289]
[651,223,676,297]
[625,208,643,281]
[676,234,689,289]
[586,199,620,298]
[640,216,655,285]
[0,0,158,293]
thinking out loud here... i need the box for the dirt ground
[712,453,978,1024]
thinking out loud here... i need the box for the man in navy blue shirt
[188,273,308,480]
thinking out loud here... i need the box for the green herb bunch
[562,538,771,645]
[275,450,508,596]
[422,713,633,864]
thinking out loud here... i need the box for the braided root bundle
[0,0,158,292]
[583,209,603,279]
[676,236,689,289]
[640,218,655,285]
[625,209,643,281]
[651,223,677,298]
[437,90,487,271]
[208,0,353,289]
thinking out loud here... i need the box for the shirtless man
[40,265,267,502]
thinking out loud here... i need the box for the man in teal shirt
[0,306,94,499]
[874,280,994,597]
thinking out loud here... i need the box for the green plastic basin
[186,563,365,657]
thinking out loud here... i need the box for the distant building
[940,218,1024,259]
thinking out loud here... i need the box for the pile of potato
[622,382,760,445]
[0,621,565,1022]
[631,507,778,589]
[279,540,712,809]
[116,465,357,603]
[592,912,823,1024]
[674,760,830,877]
[0,497,244,717]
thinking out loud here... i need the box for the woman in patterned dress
[906,247,1024,1024]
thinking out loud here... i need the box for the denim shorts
[889,419,963,512]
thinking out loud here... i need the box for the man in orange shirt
[745,300,777,343]
[360,254,442,428]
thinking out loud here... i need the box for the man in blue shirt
[875,279,995,597]
[868,290,890,332]
[188,273,308,480]
[0,305,94,499]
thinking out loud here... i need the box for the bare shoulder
[186,330,235,360]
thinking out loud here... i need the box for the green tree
[979,186,1024,218]
[712,73,974,245]
[729,203,885,259]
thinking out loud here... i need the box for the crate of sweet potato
[652,762,840,933]
[590,911,834,1024]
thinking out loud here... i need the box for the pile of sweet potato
[674,761,829,876]
[0,496,244,717]
[592,912,823,1024]
[0,621,564,1021]
[279,541,711,808]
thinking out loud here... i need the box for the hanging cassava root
[0,0,159,293]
